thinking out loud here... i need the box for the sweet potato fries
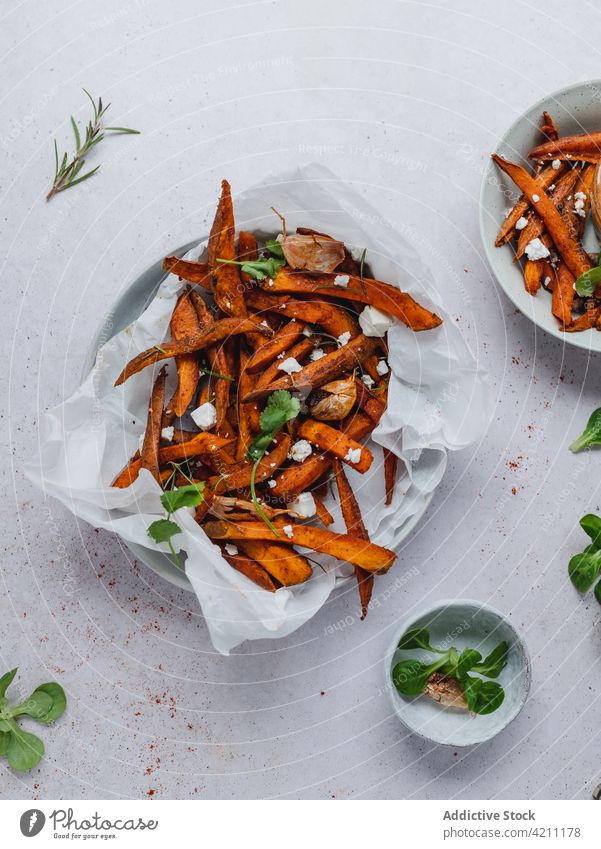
[111,179,442,617]
[492,113,601,331]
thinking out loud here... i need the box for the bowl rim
[479,78,601,353]
[384,597,532,747]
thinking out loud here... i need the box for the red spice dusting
[147,789,155,797]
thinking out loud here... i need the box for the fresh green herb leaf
[16,683,67,724]
[396,627,438,653]
[574,266,601,297]
[464,678,505,715]
[569,408,601,453]
[569,548,601,592]
[0,669,17,699]
[265,239,285,259]
[456,648,482,679]
[216,255,286,281]
[148,518,181,545]
[47,90,139,201]
[580,513,601,548]
[471,641,508,678]
[259,390,300,434]
[160,483,205,514]
[392,659,439,696]
[0,671,66,772]
[199,367,234,381]
[595,579,601,606]
[5,720,45,772]
[392,631,506,715]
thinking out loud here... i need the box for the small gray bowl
[385,599,531,746]
[480,79,601,352]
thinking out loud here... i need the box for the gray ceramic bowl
[480,79,601,352]
[82,243,434,591]
[385,599,531,746]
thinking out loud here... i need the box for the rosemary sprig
[47,89,139,201]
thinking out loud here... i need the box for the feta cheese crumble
[362,374,375,388]
[359,305,393,337]
[515,216,528,230]
[334,274,350,287]
[302,326,313,337]
[282,524,294,539]
[289,492,316,518]
[574,191,587,218]
[277,357,302,374]
[376,359,389,376]
[532,194,540,202]
[551,159,561,170]
[524,238,550,261]
[350,246,365,261]
[267,479,277,488]
[161,426,174,442]
[190,401,217,430]
[290,439,312,463]
[337,331,351,346]
[310,348,325,361]
[344,447,362,465]
[225,544,238,556]
[138,432,145,452]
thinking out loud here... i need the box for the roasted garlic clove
[281,234,345,273]
[308,376,357,420]
[424,673,468,711]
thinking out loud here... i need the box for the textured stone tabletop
[2,0,601,800]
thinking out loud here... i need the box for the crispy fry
[523,258,544,296]
[246,320,308,373]
[353,377,387,423]
[221,548,278,591]
[529,131,601,160]
[263,269,443,331]
[313,494,334,526]
[492,154,592,279]
[254,337,314,392]
[243,334,378,402]
[140,368,167,483]
[332,459,373,618]
[552,262,575,325]
[236,348,257,460]
[246,289,359,340]
[297,419,373,473]
[208,179,247,317]
[270,411,375,501]
[203,520,396,574]
[168,290,200,417]
[235,539,312,586]
[114,317,270,386]
[383,449,398,506]
[515,167,581,258]
[494,163,564,247]
[541,111,559,141]
[565,307,601,332]
[188,289,232,432]
[213,433,291,493]
[163,257,211,289]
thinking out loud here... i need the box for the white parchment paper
[25,164,492,654]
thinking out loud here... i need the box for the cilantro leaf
[216,255,285,281]
[147,518,181,545]
[265,238,285,259]
[259,390,300,434]
[160,483,205,514]
[574,265,601,297]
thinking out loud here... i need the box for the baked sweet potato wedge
[163,257,211,289]
[529,131,601,160]
[492,154,592,279]
[203,520,396,574]
[114,318,270,385]
[332,459,373,619]
[221,548,278,591]
[140,367,167,483]
[242,334,377,402]
[297,419,373,473]
[235,539,312,586]
[263,269,443,331]
[208,179,247,317]
[167,290,201,417]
